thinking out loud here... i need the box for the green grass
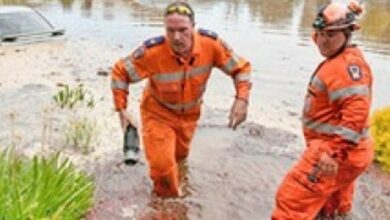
[371,107,390,173]
[0,148,94,219]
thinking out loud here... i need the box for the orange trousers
[141,95,200,197]
[272,139,373,220]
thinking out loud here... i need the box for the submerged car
[0,6,64,44]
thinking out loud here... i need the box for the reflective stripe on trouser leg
[142,114,179,197]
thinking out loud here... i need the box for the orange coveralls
[272,46,373,219]
[111,29,251,197]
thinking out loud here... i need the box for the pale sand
[0,39,302,168]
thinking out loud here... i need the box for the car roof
[0,6,34,14]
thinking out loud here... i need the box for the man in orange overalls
[111,1,252,197]
[272,1,373,219]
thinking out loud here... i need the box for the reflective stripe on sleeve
[329,85,369,101]
[111,80,129,91]
[123,57,142,82]
[221,54,240,74]
[234,73,251,83]
[311,75,326,92]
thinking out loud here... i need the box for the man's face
[164,13,194,57]
[314,29,347,58]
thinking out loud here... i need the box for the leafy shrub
[65,117,97,154]
[53,84,94,110]
[0,148,94,219]
[371,107,390,172]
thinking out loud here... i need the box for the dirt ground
[85,124,390,220]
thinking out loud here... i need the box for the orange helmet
[313,0,363,31]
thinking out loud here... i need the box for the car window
[0,11,53,36]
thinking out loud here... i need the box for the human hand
[318,152,338,176]
[118,109,137,132]
[228,98,248,130]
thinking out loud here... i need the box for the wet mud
[86,124,298,220]
[86,124,390,220]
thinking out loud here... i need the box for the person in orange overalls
[272,1,373,219]
[111,1,252,197]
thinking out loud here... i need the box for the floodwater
[1,0,390,219]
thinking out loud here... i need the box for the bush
[371,107,390,172]
[0,148,95,219]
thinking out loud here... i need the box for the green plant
[371,107,390,172]
[65,117,97,154]
[53,84,95,110]
[0,148,94,219]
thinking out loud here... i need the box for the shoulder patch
[143,35,165,48]
[132,46,145,59]
[198,28,218,40]
[347,64,362,81]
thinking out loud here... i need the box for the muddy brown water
[1,0,390,219]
